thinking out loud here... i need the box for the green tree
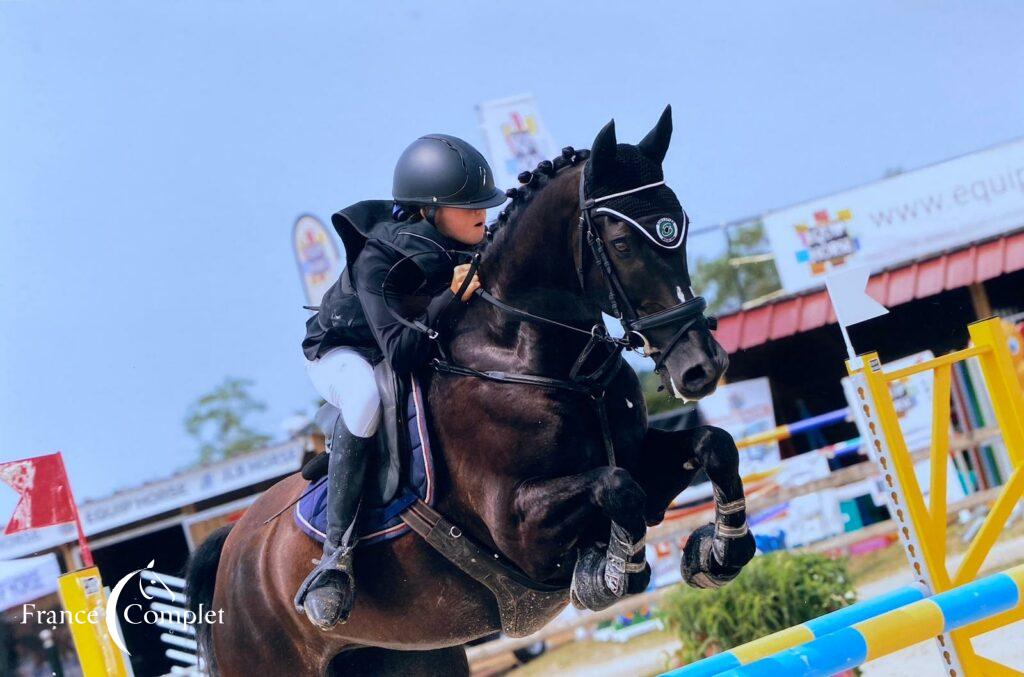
[692,220,782,314]
[184,377,271,462]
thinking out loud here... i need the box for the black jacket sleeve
[352,239,459,376]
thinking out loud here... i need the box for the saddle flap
[372,361,402,504]
[297,374,435,548]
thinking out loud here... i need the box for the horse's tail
[185,524,232,674]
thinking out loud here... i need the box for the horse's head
[579,106,728,400]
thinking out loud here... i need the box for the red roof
[716,230,1024,353]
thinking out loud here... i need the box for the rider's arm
[353,240,458,376]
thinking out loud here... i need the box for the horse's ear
[638,105,672,164]
[589,119,617,183]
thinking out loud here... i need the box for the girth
[400,500,568,638]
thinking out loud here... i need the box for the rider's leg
[296,348,381,630]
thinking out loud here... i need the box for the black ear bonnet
[584,144,689,250]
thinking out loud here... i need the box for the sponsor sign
[765,138,1024,293]
[293,214,342,306]
[697,377,781,476]
[477,94,560,192]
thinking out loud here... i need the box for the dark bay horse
[186,107,755,675]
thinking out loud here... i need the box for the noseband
[574,168,715,372]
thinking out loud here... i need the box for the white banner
[697,377,781,476]
[293,214,342,306]
[0,553,61,611]
[765,138,1024,294]
[476,94,559,192]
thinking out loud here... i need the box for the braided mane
[486,147,591,245]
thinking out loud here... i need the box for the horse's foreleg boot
[570,544,619,611]
[591,468,649,598]
[680,426,755,589]
[294,414,370,629]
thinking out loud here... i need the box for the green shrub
[661,551,856,665]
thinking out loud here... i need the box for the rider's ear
[589,119,617,184]
[638,104,672,164]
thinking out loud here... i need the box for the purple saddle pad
[295,375,434,546]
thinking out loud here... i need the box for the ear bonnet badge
[656,217,678,244]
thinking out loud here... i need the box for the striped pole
[735,408,849,449]
[662,583,927,677]
[723,564,1024,676]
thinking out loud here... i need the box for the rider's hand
[450,264,481,301]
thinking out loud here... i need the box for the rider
[295,134,507,630]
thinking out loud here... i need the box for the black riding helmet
[392,134,507,209]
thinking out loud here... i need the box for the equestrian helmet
[392,134,507,209]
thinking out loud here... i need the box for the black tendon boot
[293,415,371,630]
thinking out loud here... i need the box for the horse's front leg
[635,426,756,589]
[511,467,650,611]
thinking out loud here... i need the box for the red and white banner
[0,453,77,534]
[0,452,92,566]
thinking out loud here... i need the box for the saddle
[295,363,435,546]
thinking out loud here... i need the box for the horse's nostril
[682,364,710,389]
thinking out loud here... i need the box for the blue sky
[3,1,1024,503]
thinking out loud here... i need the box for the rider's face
[430,207,487,245]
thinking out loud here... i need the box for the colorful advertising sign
[292,214,342,306]
[697,377,781,476]
[477,94,560,192]
[764,138,1024,294]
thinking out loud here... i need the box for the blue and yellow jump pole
[735,408,849,450]
[665,583,927,676]
[723,563,1024,676]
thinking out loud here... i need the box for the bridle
[573,166,715,372]
[383,162,716,379]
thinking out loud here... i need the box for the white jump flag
[825,266,889,368]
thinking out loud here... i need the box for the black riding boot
[293,415,371,630]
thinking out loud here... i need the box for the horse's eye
[611,238,631,254]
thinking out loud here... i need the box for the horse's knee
[693,426,739,476]
[595,467,645,510]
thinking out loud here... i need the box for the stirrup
[293,545,355,614]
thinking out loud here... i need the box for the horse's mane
[485,147,591,254]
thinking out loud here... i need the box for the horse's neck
[451,174,601,372]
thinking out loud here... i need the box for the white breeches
[306,347,381,438]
